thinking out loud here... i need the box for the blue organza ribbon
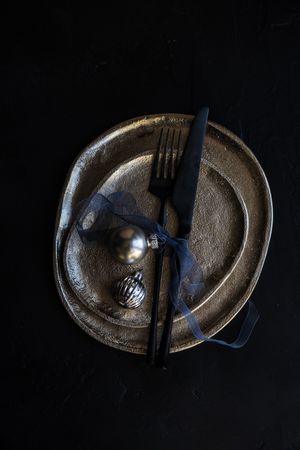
[75,191,259,348]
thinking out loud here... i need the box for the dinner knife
[156,107,209,368]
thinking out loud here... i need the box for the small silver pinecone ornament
[114,270,146,309]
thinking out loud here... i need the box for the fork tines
[152,128,182,181]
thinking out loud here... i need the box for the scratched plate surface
[53,114,273,354]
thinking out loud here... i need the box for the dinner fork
[146,127,181,364]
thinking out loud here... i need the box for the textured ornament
[114,270,146,309]
[109,225,149,265]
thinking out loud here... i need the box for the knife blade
[172,107,209,239]
[156,107,209,367]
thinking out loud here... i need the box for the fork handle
[156,301,175,368]
[146,249,165,364]
[157,198,167,226]
[146,200,167,364]
[156,247,181,367]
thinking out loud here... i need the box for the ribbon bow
[76,191,259,348]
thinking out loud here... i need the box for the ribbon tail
[220,301,260,349]
[176,298,259,349]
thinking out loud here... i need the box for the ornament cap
[133,270,143,282]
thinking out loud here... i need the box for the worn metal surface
[53,114,273,354]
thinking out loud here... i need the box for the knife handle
[146,200,167,364]
[146,249,165,364]
[156,300,175,368]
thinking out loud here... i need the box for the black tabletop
[2,2,300,450]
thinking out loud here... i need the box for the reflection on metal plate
[53,114,273,354]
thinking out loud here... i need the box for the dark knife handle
[146,249,165,364]
[146,200,167,364]
[156,300,175,368]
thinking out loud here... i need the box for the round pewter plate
[53,114,273,354]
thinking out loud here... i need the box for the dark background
[2,1,300,449]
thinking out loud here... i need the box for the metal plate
[63,157,247,327]
[53,114,273,354]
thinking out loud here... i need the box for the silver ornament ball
[114,270,146,309]
[109,225,149,265]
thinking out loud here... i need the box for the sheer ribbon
[75,191,259,348]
